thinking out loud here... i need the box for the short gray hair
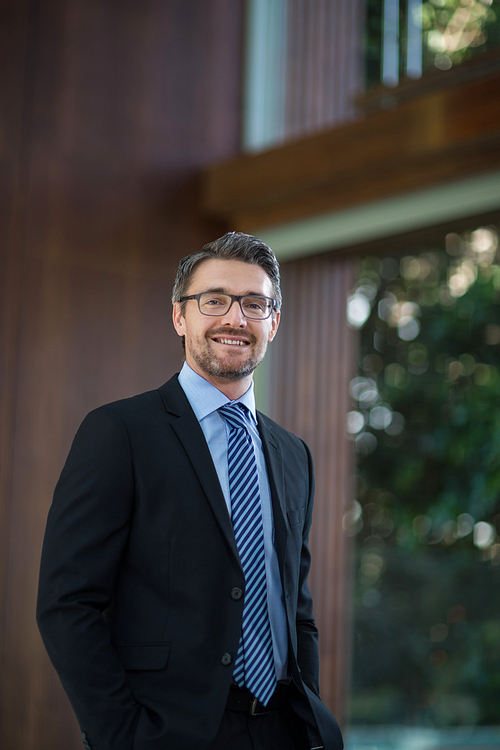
[172,232,282,311]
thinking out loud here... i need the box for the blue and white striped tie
[218,402,276,706]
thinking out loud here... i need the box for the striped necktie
[218,402,277,706]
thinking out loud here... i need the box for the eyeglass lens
[198,293,272,319]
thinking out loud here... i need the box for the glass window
[366,0,500,89]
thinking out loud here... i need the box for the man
[37,232,343,750]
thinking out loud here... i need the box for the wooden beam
[202,72,500,232]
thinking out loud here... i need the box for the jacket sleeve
[295,439,321,696]
[36,407,141,750]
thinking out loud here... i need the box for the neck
[207,374,253,400]
[215,375,252,401]
[184,359,253,400]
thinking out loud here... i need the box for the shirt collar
[178,362,257,424]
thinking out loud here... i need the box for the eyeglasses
[179,292,278,320]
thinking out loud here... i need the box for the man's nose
[220,299,247,327]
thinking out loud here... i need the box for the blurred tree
[347,225,500,726]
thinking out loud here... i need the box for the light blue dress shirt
[178,362,288,681]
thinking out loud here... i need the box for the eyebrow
[202,287,268,297]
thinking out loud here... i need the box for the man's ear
[172,302,186,337]
[267,310,280,343]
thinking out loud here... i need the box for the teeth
[217,338,246,346]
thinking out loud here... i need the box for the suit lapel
[257,414,288,572]
[158,376,241,565]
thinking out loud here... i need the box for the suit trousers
[208,695,310,750]
[209,683,317,750]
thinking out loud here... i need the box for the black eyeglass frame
[179,292,278,320]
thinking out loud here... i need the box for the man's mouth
[212,336,249,347]
[209,329,254,348]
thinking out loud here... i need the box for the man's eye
[204,297,225,306]
[243,298,266,311]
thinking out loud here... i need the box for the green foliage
[351,546,500,725]
[348,225,500,726]
[365,0,500,88]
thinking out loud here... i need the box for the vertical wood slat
[266,253,357,722]
[284,0,363,141]
[248,0,363,149]
[0,1,42,745]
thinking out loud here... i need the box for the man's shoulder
[87,374,185,423]
[256,411,311,456]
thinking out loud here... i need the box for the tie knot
[218,402,249,432]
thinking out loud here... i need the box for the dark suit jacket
[37,375,343,750]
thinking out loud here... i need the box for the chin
[207,361,257,381]
[193,351,263,382]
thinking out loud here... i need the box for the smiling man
[172,255,279,391]
[37,232,343,750]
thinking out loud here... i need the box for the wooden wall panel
[0,0,45,734]
[285,0,362,139]
[0,1,243,748]
[266,253,357,722]
[0,0,34,735]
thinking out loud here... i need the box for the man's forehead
[188,258,273,294]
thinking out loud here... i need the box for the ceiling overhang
[201,68,500,244]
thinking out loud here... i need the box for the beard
[187,327,267,382]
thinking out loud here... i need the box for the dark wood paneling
[0,0,34,738]
[0,1,243,748]
[284,0,362,139]
[266,254,357,722]
[203,70,500,231]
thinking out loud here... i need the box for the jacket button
[221,653,232,666]
[230,587,243,600]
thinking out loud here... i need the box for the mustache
[207,327,257,345]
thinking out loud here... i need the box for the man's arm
[295,440,321,695]
[37,407,141,750]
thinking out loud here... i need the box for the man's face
[172,258,280,388]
